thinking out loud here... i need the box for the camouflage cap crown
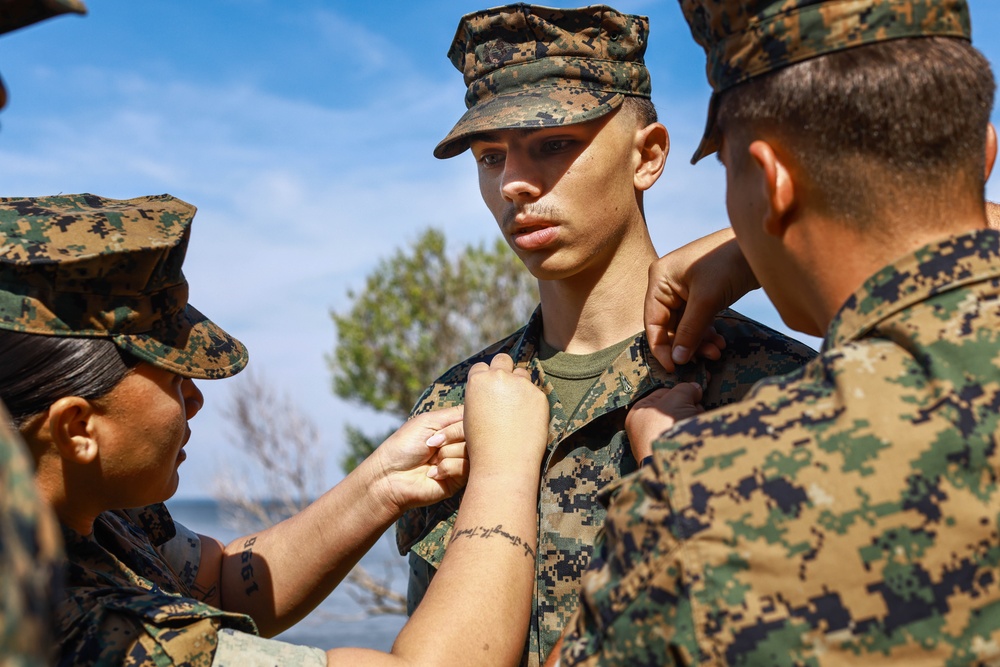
[435,3,651,159]
[680,0,972,163]
[0,193,247,380]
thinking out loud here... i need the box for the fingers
[469,353,516,380]
[426,421,464,448]
[490,353,515,372]
[413,403,465,434]
[625,382,705,462]
[644,257,684,372]
[671,297,727,366]
[427,454,470,481]
[638,382,704,418]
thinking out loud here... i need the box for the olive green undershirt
[538,334,636,420]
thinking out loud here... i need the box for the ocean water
[164,498,408,651]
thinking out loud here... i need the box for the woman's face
[94,362,204,508]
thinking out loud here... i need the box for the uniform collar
[824,229,1000,350]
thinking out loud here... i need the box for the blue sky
[3,1,999,499]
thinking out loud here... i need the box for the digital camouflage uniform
[58,504,329,667]
[58,504,258,666]
[399,308,815,665]
[560,1,1000,664]
[563,230,1000,666]
[0,4,87,665]
[0,407,63,666]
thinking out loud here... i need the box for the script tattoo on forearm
[449,524,536,559]
[240,536,260,596]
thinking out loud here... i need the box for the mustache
[501,203,561,228]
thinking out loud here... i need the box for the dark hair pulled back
[0,330,138,428]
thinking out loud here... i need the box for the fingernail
[426,465,440,478]
[672,346,691,364]
[426,433,446,448]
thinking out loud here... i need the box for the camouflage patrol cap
[680,0,972,163]
[434,3,651,159]
[0,0,87,108]
[0,193,248,380]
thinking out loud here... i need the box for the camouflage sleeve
[0,414,62,667]
[211,628,327,667]
[157,519,202,590]
[559,467,698,666]
[705,310,816,408]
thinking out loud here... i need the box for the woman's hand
[625,382,705,462]
[464,353,549,477]
[370,404,468,515]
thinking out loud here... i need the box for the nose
[182,379,204,420]
[500,149,543,203]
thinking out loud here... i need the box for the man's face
[469,108,646,282]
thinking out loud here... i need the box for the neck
[790,207,990,334]
[33,453,100,536]
[537,230,658,354]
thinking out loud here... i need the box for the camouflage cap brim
[115,305,248,380]
[681,0,972,163]
[435,86,626,159]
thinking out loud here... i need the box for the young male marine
[395,5,816,665]
[555,0,1000,664]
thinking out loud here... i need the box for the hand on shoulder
[625,382,705,462]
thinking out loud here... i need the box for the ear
[747,139,796,238]
[634,122,668,192]
[986,123,997,182]
[46,396,100,465]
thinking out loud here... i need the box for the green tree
[330,227,538,472]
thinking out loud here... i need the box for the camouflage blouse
[397,306,816,666]
[57,504,257,666]
[561,229,1000,666]
[0,408,63,666]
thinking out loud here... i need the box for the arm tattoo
[240,536,260,595]
[191,581,218,601]
[449,524,536,559]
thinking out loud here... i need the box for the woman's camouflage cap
[0,193,248,380]
[435,3,652,159]
[680,0,972,163]
[0,0,87,108]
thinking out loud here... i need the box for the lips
[510,217,559,251]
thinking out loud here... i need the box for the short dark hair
[621,95,658,128]
[717,37,995,227]
[0,331,138,429]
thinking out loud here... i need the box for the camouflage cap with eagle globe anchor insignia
[435,3,652,159]
[0,193,248,380]
[680,0,973,163]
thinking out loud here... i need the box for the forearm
[393,471,537,664]
[217,457,398,636]
[325,470,539,667]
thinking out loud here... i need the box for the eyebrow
[470,127,547,144]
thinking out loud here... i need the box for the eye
[540,138,574,154]
[477,151,505,167]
